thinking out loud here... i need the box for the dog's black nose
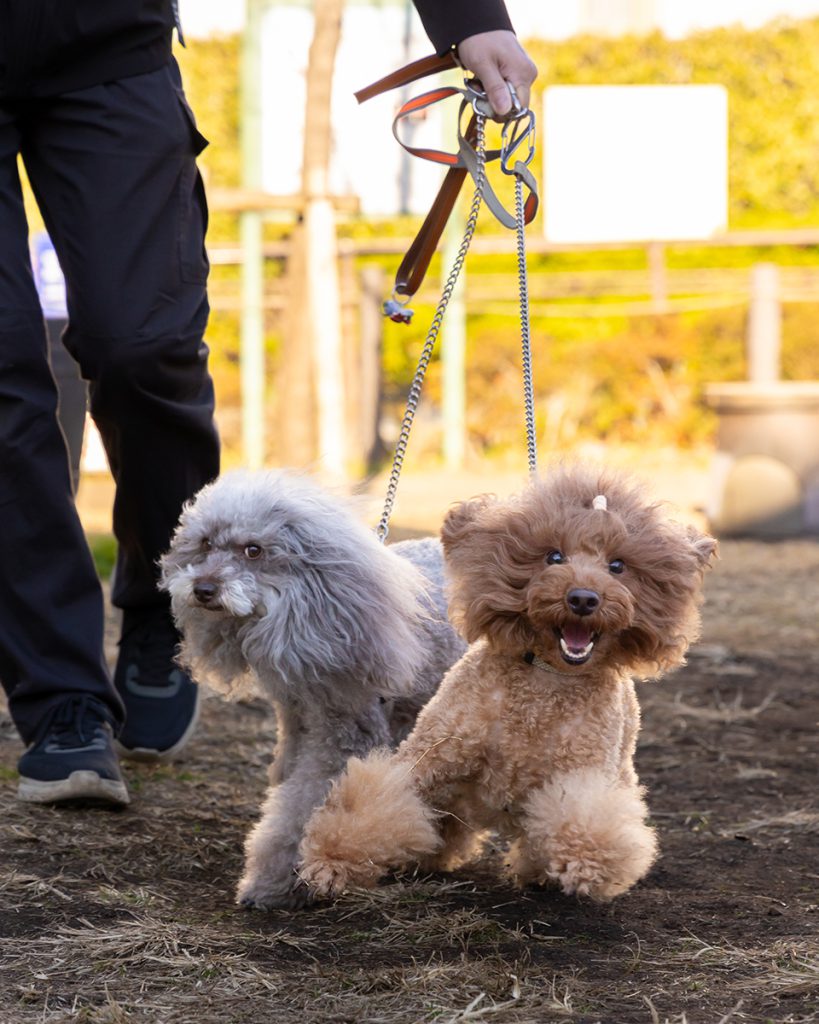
[193,581,218,605]
[567,588,599,616]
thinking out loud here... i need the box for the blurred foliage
[403,299,819,453]
[35,22,819,465]
[527,20,819,225]
[88,533,117,580]
[175,36,242,240]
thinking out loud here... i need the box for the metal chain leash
[375,114,488,541]
[375,88,538,541]
[514,172,537,477]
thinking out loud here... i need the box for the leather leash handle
[354,51,458,104]
[356,52,472,303]
[356,52,534,302]
[394,113,476,298]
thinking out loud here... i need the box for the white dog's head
[160,470,429,706]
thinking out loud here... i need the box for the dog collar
[523,650,587,678]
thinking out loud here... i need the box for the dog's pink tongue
[562,622,593,649]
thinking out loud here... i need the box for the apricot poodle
[299,467,717,902]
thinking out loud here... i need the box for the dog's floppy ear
[686,526,718,567]
[441,494,496,553]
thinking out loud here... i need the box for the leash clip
[501,111,536,174]
[465,78,527,124]
[383,293,414,324]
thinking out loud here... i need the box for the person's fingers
[511,78,531,113]
[499,46,537,112]
[512,56,537,110]
[457,31,538,117]
[479,60,514,116]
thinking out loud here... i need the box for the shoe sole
[115,687,201,764]
[17,770,130,806]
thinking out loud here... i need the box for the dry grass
[1,910,581,1024]
[3,538,819,1024]
[730,809,819,835]
[652,936,819,1001]
[3,865,816,1024]
[668,690,779,723]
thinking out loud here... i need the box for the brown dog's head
[441,466,716,678]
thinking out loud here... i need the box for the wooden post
[240,0,266,469]
[305,196,346,478]
[648,240,668,314]
[359,265,386,471]
[284,0,346,480]
[748,262,781,383]
[442,78,467,470]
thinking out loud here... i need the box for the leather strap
[394,113,477,298]
[392,97,538,295]
[357,53,470,300]
[354,51,458,104]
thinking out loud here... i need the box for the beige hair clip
[592,495,608,512]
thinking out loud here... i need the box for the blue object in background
[32,231,69,319]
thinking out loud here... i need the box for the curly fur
[300,465,716,903]
[159,469,465,909]
[441,466,715,676]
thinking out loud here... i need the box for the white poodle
[160,470,465,909]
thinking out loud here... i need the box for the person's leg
[0,100,124,736]
[21,61,220,759]
[0,100,127,804]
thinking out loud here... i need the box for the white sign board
[260,4,448,216]
[543,85,728,243]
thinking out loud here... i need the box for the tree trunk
[280,0,347,477]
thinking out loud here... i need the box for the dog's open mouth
[555,623,598,665]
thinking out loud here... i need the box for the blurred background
[28,0,819,537]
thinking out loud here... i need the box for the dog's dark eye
[201,538,212,552]
[244,544,263,560]
[545,550,565,565]
[609,558,625,574]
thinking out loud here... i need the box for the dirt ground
[1,501,817,1022]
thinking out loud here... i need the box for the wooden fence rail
[207,259,819,318]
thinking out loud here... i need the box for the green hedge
[526,21,819,225]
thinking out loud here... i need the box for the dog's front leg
[509,768,658,901]
[237,770,322,910]
[237,702,392,911]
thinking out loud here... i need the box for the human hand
[457,30,538,116]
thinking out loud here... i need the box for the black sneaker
[114,606,200,762]
[18,696,129,806]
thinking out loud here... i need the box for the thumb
[476,64,513,116]
[477,68,507,116]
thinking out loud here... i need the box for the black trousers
[0,60,220,743]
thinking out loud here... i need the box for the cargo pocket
[176,95,210,285]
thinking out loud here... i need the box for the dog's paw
[299,857,373,899]
[236,874,313,911]
[546,856,625,902]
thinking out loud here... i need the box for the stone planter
[704,381,819,536]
